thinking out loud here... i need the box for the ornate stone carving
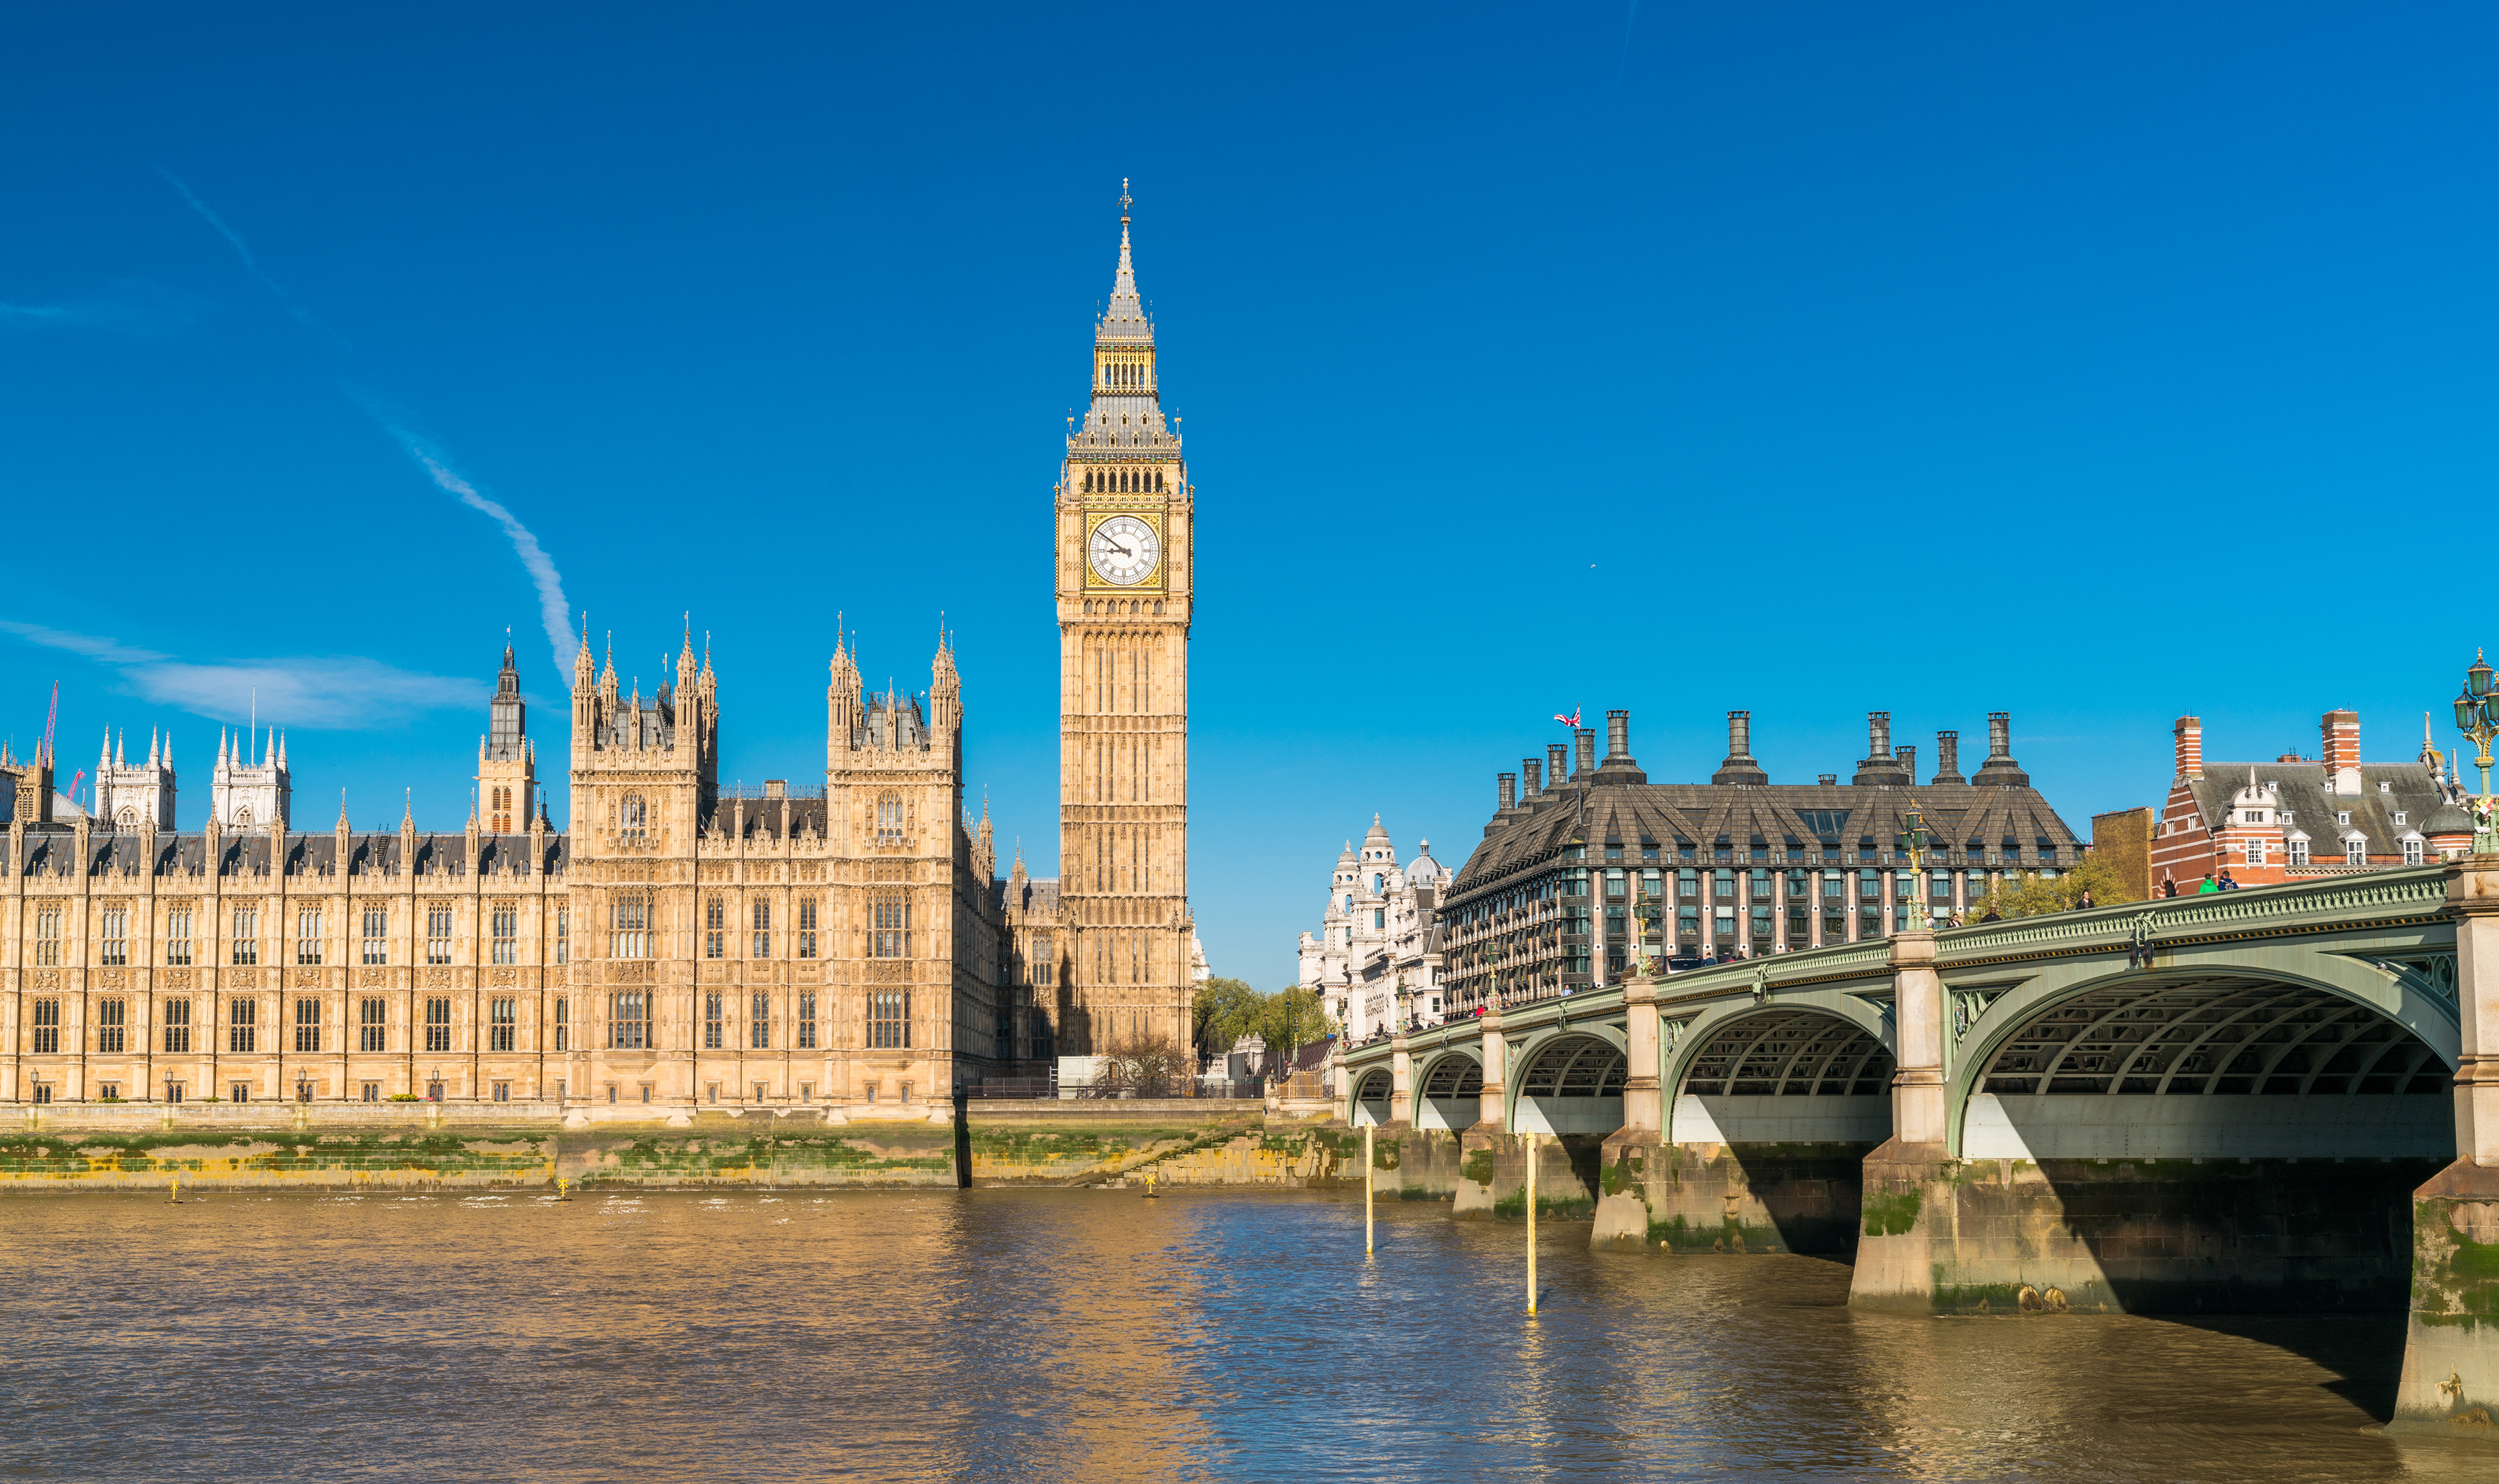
[99,969,125,989]
[361,967,388,987]
[163,969,191,989]
[491,968,517,986]
[226,969,257,989]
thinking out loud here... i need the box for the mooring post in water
[1363,1122,1374,1256]
[168,1171,179,1205]
[1524,1131,1538,1316]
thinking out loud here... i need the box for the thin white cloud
[0,278,208,336]
[0,620,482,731]
[152,170,573,672]
[354,404,575,680]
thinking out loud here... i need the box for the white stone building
[93,730,176,830]
[211,727,290,833]
[1297,815,1449,1043]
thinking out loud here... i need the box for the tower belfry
[1055,179,1195,1053]
[477,632,536,832]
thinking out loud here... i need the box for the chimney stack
[1854,710,1912,785]
[1522,759,1542,797]
[1497,772,1517,812]
[1972,712,2030,788]
[1605,709,1631,762]
[1932,730,1965,784]
[1574,728,1596,779]
[2322,710,2361,794]
[1818,774,1838,786]
[1712,710,1770,785]
[1898,744,1916,783]
[1548,743,1569,789]
[2174,717,2203,779]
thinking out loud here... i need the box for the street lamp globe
[2458,691,2480,732]
[2470,652,2497,700]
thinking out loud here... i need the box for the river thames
[0,1188,2487,1482]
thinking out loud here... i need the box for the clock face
[1088,514,1160,585]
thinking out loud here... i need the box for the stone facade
[1297,817,1447,1040]
[0,187,1196,1109]
[1047,180,1195,1055]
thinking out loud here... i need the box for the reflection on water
[0,1189,2488,1481]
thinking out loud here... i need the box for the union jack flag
[1554,708,1580,728]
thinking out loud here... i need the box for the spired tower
[476,636,537,832]
[1055,181,1195,1054]
[211,725,289,832]
[93,727,176,829]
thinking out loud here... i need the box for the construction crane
[40,680,58,764]
[63,769,84,811]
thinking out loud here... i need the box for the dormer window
[2403,835,2425,866]
[2393,812,2406,826]
[2379,780,2392,793]
[2336,811,2350,827]
[2288,837,2310,867]
[2345,837,2368,866]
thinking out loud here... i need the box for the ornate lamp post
[2453,650,2499,854]
[1896,800,1934,932]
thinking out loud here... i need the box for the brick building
[2147,710,2476,889]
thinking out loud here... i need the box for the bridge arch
[1349,1067,1393,1127]
[1949,944,2458,1160]
[1413,1049,1482,1131]
[1666,1004,1895,1146]
[1504,1026,1627,1135]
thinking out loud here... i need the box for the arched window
[620,793,647,839]
[1372,874,1384,894]
[877,792,905,846]
[233,807,252,829]
[610,894,650,960]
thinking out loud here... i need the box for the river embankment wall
[0,1101,1363,1192]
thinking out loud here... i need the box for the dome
[1337,840,1357,866]
[1406,839,1442,882]
[1364,812,1392,845]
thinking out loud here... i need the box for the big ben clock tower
[1056,180,1194,1054]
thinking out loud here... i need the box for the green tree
[1190,976,1265,1059]
[1967,853,2139,922]
[1258,984,1337,1064]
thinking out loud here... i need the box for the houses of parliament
[0,189,1197,1114]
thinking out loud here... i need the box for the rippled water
[1,1188,2491,1481]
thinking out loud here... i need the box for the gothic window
[234,807,253,829]
[361,907,388,965]
[872,897,910,958]
[869,991,910,1049]
[116,807,137,828]
[1031,934,1052,986]
[611,992,648,1050]
[361,997,386,1051]
[230,908,259,966]
[798,993,818,1050]
[492,905,518,965]
[555,907,568,964]
[99,909,128,966]
[96,998,125,1054]
[425,996,453,1051]
[164,998,191,1054]
[752,902,771,959]
[31,999,59,1054]
[426,907,453,965]
[620,793,648,839]
[705,897,725,959]
[798,899,818,959]
[750,992,770,1049]
[705,993,724,1049]
[294,997,321,1053]
[228,996,257,1053]
[553,997,569,1052]
[612,895,651,959]
[876,793,905,846]
[296,909,322,965]
[167,909,193,966]
[491,997,517,1051]
[32,908,60,966]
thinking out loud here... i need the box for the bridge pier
[1593,974,1664,1244]
[1454,1005,1505,1218]
[2394,859,2499,1431]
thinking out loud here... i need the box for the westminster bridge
[1337,861,2499,1431]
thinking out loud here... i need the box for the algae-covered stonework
[0,1103,1342,1193]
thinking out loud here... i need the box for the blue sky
[4,4,2495,986]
